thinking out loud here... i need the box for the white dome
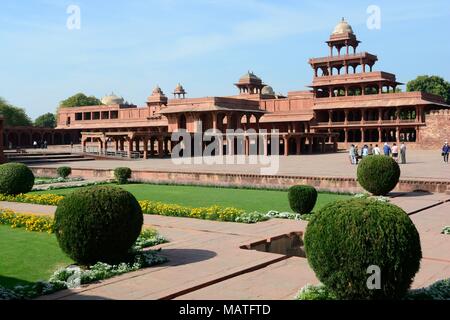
[101,93,124,105]
[332,18,354,35]
[261,85,275,95]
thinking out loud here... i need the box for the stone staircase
[4,151,94,164]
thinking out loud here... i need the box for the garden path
[1,192,449,300]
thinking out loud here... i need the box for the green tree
[34,112,56,128]
[59,93,103,108]
[407,75,450,103]
[0,97,33,127]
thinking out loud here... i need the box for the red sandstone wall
[420,109,450,149]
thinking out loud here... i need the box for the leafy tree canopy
[34,112,56,128]
[407,75,450,103]
[0,97,33,127]
[59,93,103,108]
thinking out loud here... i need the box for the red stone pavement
[1,192,449,300]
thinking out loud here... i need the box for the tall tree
[0,97,33,127]
[407,75,450,103]
[60,93,103,108]
[34,112,56,128]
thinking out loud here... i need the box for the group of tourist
[348,142,407,165]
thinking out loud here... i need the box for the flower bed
[0,193,64,206]
[0,209,54,233]
[0,193,271,223]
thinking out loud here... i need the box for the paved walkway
[1,191,449,300]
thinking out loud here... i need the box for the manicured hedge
[288,185,318,214]
[0,163,35,195]
[114,167,132,184]
[304,198,422,299]
[54,186,143,265]
[57,167,72,179]
[357,155,400,195]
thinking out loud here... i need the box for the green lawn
[30,184,351,213]
[0,225,73,289]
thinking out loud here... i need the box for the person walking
[349,144,356,165]
[443,141,450,163]
[392,143,399,162]
[362,145,369,158]
[354,145,360,164]
[373,144,381,155]
[33,140,38,149]
[400,142,406,164]
[383,142,391,156]
[368,144,373,156]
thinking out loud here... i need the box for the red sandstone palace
[1,19,449,161]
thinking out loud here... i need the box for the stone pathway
[1,192,449,300]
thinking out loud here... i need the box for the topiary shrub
[54,185,143,265]
[0,163,35,195]
[304,198,422,300]
[114,167,132,184]
[57,166,72,179]
[357,155,400,196]
[288,185,318,214]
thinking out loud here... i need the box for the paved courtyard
[31,150,450,181]
[1,191,449,300]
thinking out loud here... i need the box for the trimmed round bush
[114,167,132,184]
[357,155,400,195]
[54,185,143,265]
[0,163,35,195]
[288,185,318,214]
[57,166,72,179]
[304,198,422,300]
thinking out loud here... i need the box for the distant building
[55,19,449,158]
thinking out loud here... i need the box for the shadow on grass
[0,275,36,290]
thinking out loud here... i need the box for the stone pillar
[244,136,250,156]
[396,127,400,143]
[378,127,382,143]
[328,110,333,126]
[344,109,349,125]
[263,135,268,156]
[378,108,383,124]
[361,128,365,143]
[344,128,349,143]
[115,139,119,152]
[284,136,289,156]
[82,139,87,153]
[296,137,301,155]
[127,138,133,158]
[143,138,149,159]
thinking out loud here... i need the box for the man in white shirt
[373,144,381,155]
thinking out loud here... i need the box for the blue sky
[1,0,450,119]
